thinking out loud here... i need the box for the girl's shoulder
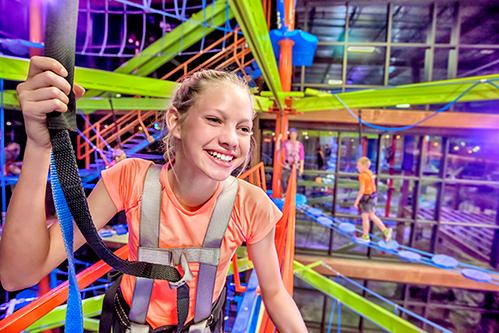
[235,178,272,205]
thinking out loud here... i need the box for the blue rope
[326,299,336,333]
[334,79,487,132]
[337,302,341,333]
[50,154,83,332]
[300,205,499,276]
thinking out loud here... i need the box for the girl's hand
[16,56,85,149]
[354,201,359,209]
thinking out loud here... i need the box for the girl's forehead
[194,83,253,118]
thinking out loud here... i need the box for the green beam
[117,0,232,77]
[26,295,103,332]
[294,261,422,333]
[3,89,270,113]
[83,318,100,332]
[295,74,499,112]
[228,0,283,109]
[0,56,177,98]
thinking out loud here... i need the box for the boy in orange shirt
[354,157,392,243]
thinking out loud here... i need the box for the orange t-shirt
[101,158,282,328]
[358,171,376,195]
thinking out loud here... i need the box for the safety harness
[359,171,377,204]
[101,165,238,333]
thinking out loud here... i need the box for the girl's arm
[248,227,307,333]
[0,56,118,291]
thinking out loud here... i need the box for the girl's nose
[219,127,238,149]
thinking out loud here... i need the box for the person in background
[354,157,392,243]
[316,145,325,170]
[277,128,304,194]
[4,142,22,176]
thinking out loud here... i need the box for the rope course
[296,202,499,286]
[77,0,234,58]
[334,78,499,133]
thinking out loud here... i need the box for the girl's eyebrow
[207,108,252,124]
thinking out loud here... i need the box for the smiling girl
[0,56,307,333]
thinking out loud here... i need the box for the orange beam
[0,246,129,333]
[295,255,499,292]
[259,108,499,130]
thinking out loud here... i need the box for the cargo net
[76,0,233,58]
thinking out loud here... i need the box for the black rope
[45,0,181,282]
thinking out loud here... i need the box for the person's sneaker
[383,228,393,242]
[356,234,370,243]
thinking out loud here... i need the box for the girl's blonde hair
[162,69,255,175]
[357,156,371,167]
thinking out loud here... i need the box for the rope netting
[76,0,233,58]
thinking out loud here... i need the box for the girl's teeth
[209,151,232,162]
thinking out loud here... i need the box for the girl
[0,56,307,332]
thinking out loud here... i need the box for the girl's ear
[165,107,182,139]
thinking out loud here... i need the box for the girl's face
[175,83,253,181]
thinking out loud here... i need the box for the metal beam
[296,255,499,292]
[294,74,499,112]
[3,90,271,113]
[25,295,103,332]
[259,107,499,129]
[294,261,422,333]
[228,0,283,109]
[0,55,177,97]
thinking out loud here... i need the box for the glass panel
[433,48,449,81]
[457,48,499,77]
[339,134,360,172]
[348,4,388,43]
[307,5,348,42]
[388,47,426,85]
[435,3,457,44]
[391,4,432,43]
[424,136,443,176]
[460,5,499,45]
[260,129,276,167]
[295,210,330,252]
[346,46,386,85]
[305,45,344,85]
[293,288,325,324]
[447,137,497,180]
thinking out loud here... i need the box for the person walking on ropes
[354,157,392,243]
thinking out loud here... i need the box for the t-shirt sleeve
[100,158,152,211]
[244,187,283,245]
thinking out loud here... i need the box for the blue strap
[50,154,83,332]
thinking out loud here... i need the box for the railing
[259,167,297,333]
[77,110,162,168]
[0,163,268,332]
[161,29,254,83]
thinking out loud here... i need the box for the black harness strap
[45,0,182,282]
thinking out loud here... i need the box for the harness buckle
[187,319,211,333]
[168,252,193,289]
[127,321,150,333]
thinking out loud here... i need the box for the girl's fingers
[73,84,85,99]
[23,99,68,115]
[27,56,68,79]
[20,70,72,96]
[24,87,70,105]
